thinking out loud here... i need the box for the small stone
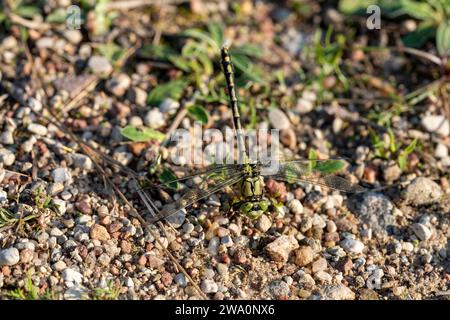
[62,268,83,284]
[288,199,303,215]
[48,182,64,195]
[314,271,332,283]
[280,128,297,149]
[293,246,314,267]
[435,143,448,159]
[106,73,131,97]
[51,168,72,184]
[221,235,233,247]
[147,255,164,268]
[295,98,314,114]
[311,258,328,273]
[421,115,449,136]
[402,242,414,252]
[127,87,147,107]
[0,148,15,166]
[268,280,290,298]
[144,109,165,129]
[165,209,186,228]
[256,215,272,232]
[336,257,353,274]
[326,221,337,233]
[75,201,92,215]
[71,153,93,170]
[201,279,218,294]
[88,55,113,76]
[207,237,220,256]
[265,235,299,262]
[90,224,111,241]
[174,273,187,287]
[321,284,355,300]
[383,163,402,182]
[159,98,180,114]
[340,238,364,254]
[404,177,443,206]
[53,260,67,271]
[63,29,83,44]
[182,223,195,234]
[268,109,290,129]
[0,248,20,266]
[410,223,432,241]
[97,253,111,267]
[27,123,48,136]
[0,131,14,145]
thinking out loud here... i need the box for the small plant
[92,280,121,300]
[371,127,418,170]
[32,187,52,210]
[6,273,55,300]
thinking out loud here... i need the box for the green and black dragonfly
[143,46,366,222]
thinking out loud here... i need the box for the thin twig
[105,0,188,11]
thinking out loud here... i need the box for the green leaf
[182,28,219,51]
[397,154,407,170]
[437,21,450,57]
[398,0,436,21]
[120,126,166,142]
[168,55,191,72]
[147,79,188,106]
[15,6,40,18]
[159,168,179,190]
[46,8,67,23]
[207,22,224,48]
[402,21,436,47]
[187,105,209,124]
[97,43,126,64]
[403,138,417,154]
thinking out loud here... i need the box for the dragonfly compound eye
[240,202,253,213]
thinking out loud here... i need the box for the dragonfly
[144,45,366,223]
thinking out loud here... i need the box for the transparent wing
[262,158,366,193]
[147,165,245,223]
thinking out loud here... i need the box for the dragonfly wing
[147,165,245,223]
[263,159,365,193]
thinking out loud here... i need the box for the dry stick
[8,12,51,31]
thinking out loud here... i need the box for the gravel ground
[0,1,449,300]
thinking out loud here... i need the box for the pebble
[403,177,443,206]
[268,280,290,298]
[402,242,414,252]
[27,123,48,136]
[75,201,92,215]
[0,148,15,166]
[435,143,448,159]
[410,223,432,241]
[348,192,395,236]
[268,109,290,129]
[174,273,187,287]
[0,131,14,145]
[0,190,7,202]
[421,115,449,136]
[295,97,314,114]
[51,168,72,184]
[207,237,220,255]
[201,279,218,294]
[62,268,83,284]
[48,182,64,195]
[314,271,332,283]
[288,199,303,214]
[165,209,186,228]
[0,248,20,266]
[280,128,297,149]
[144,109,165,129]
[265,235,299,262]
[90,224,111,241]
[147,255,165,268]
[321,284,355,300]
[326,221,337,233]
[127,87,147,107]
[383,163,402,182]
[256,215,272,232]
[106,73,131,97]
[71,153,93,170]
[340,238,365,254]
[182,222,195,234]
[221,235,233,247]
[52,260,67,271]
[88,55,113,76]
[311,258,328,273]
[293,246,314,267]
[63,29,83,44]
[159,98,180,115]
